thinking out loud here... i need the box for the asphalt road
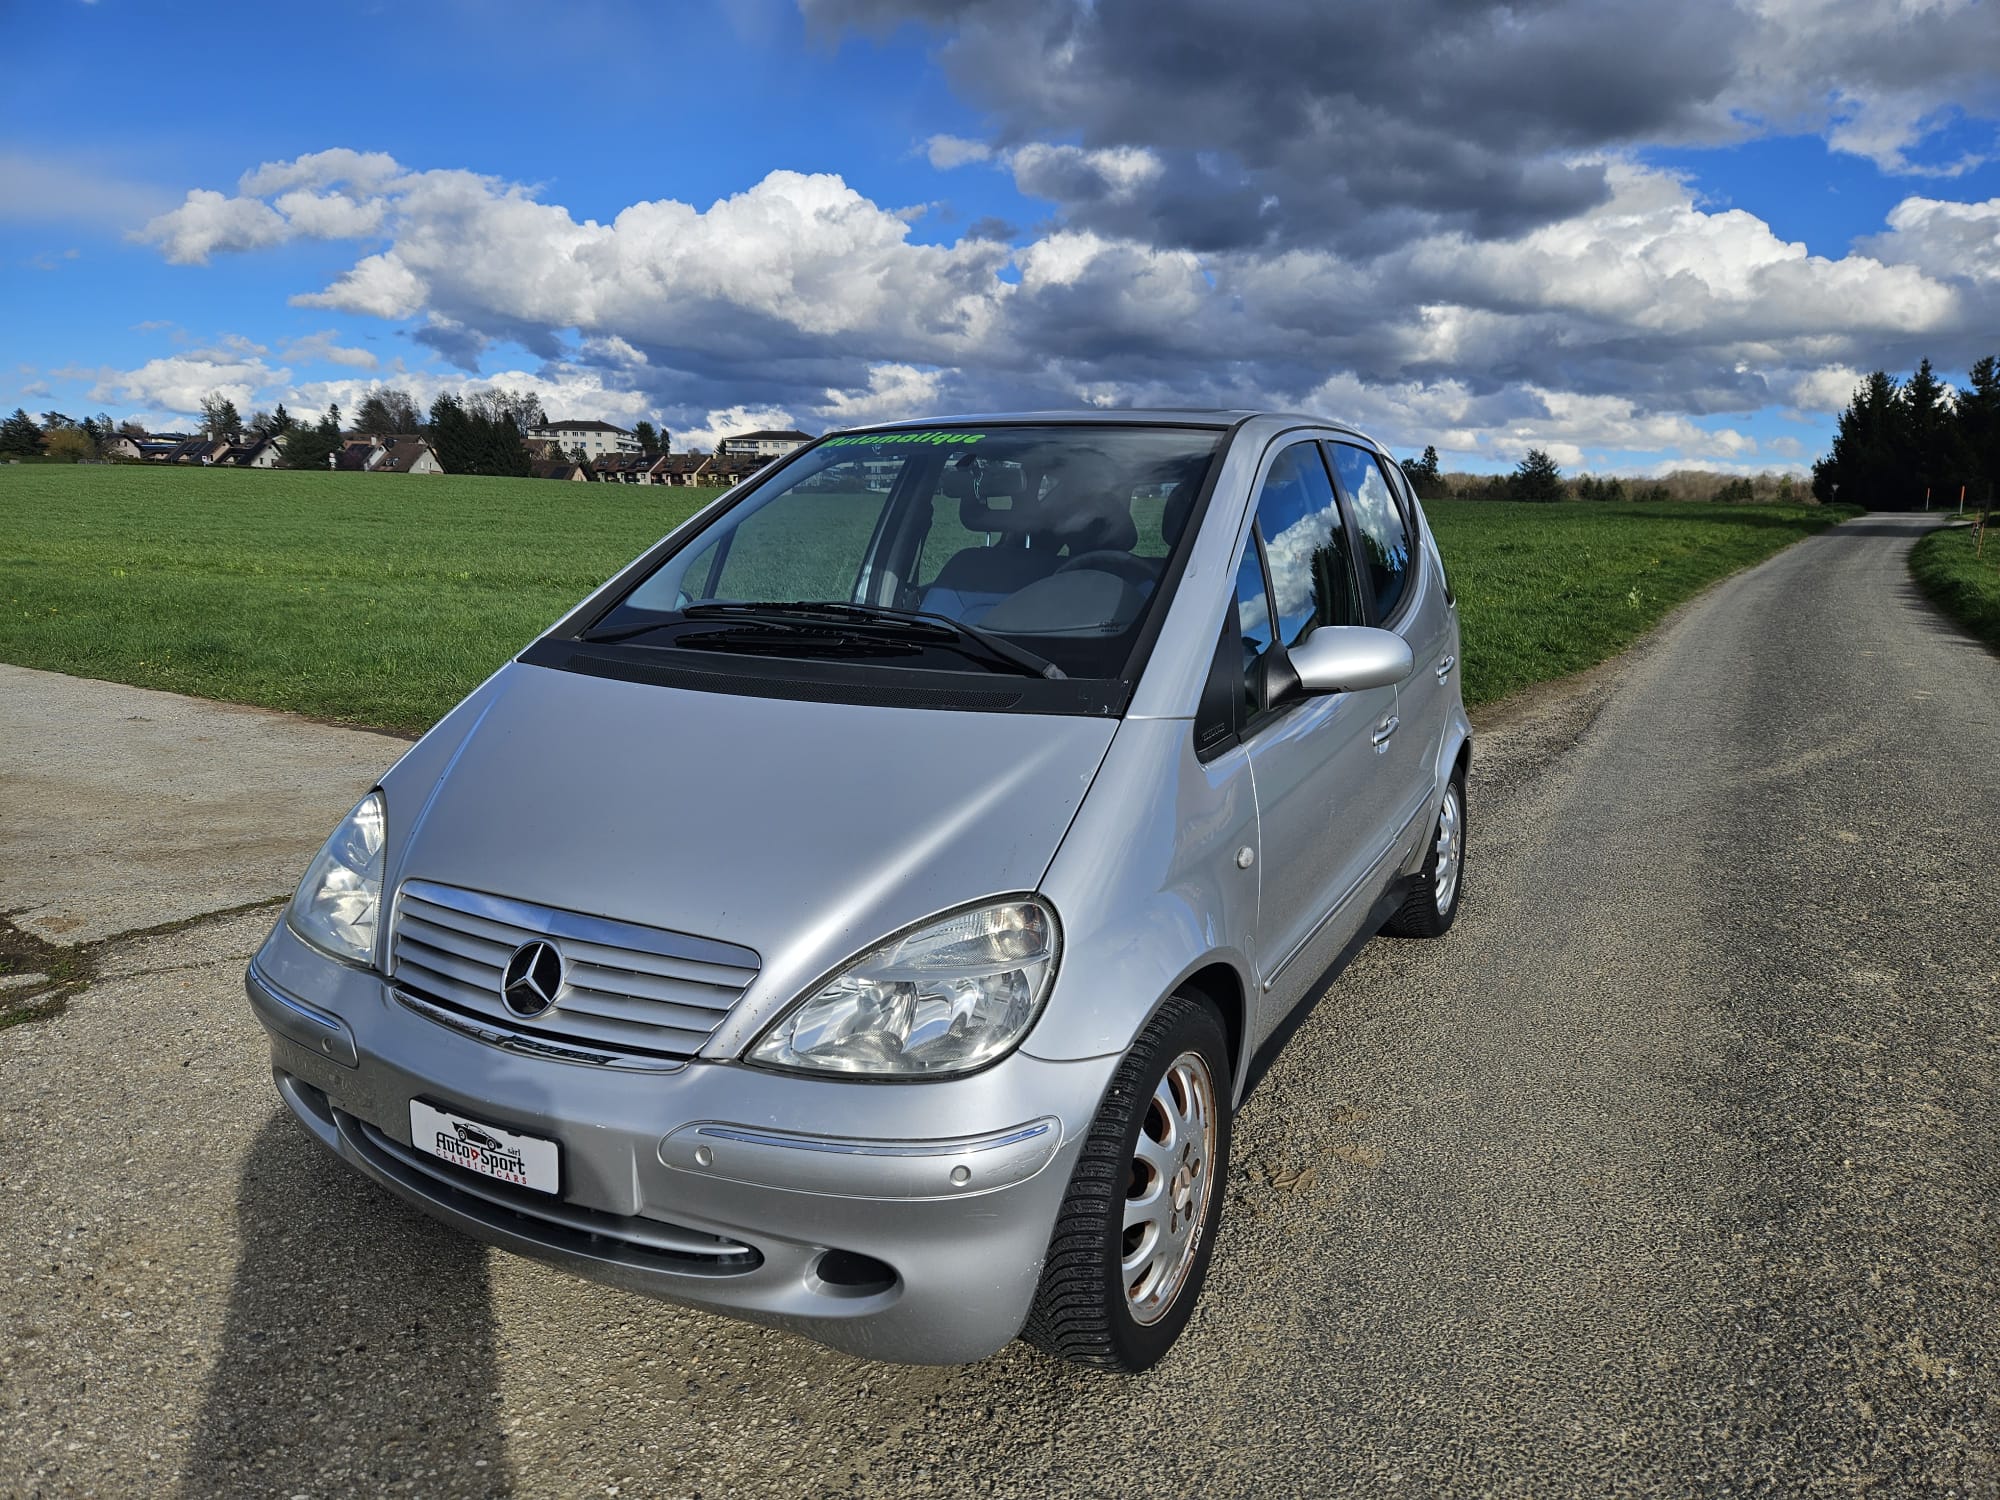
[3,512,1996,1497]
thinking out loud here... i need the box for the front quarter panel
[1025,718,1259,1074]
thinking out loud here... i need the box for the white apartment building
[719,428,813,460]
[531,419,642,459]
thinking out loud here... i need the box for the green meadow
[1,464,1853,735]
[1909,520,2000,650]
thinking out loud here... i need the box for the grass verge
[1909,521,2000,650]
[2,465,1854,731]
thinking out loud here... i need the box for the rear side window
[1253,444,1364,645]
[1327,442,1413,620]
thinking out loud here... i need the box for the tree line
[1811,356,1999,511]
[1395,444,1806,504]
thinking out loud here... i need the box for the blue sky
[4,0,1997,471]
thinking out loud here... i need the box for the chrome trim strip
[399,878,759,972]
[246,960,359,1067]
[692,1120,1055,1158]
[393,988,689,1073]
[659,1116,1065,1199]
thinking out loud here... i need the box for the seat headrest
[1044,456,1137,553]
[955,463,1035,532]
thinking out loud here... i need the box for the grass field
[1909,520,2000,650]
[0,465,1854,734]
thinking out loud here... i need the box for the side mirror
[1288,626,1413,694]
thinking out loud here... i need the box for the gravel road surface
[3,512,1995,1497]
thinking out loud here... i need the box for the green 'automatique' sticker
[819,432,987,448]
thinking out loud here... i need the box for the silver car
[247,411,1470,1372]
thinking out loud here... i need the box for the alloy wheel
[1122,1050,1218,1324]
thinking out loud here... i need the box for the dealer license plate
[409,1100,560,1195]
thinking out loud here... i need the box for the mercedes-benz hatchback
[247,411,1470,1372]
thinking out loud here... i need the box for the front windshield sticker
[819,432,987,447]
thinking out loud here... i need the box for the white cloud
[1009,143,1165,203]
[119,146,2000,468]
[811,363,947,427]
[924,134,992,169]
[281,330,379,370]
[674,403,801,453]
[89,353,287,416]
[240,148,405,197]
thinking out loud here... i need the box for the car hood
[385,660,1117,1047]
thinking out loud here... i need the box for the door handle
[1435,654,1456,683]
[1371,714,1399,750]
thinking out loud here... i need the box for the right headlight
[749,898,1060,1077]
[287,792,386,966]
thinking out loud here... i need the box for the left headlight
[287,792,386,966]
[749,898,1060,1077]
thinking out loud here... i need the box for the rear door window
[1327,442,1413,621]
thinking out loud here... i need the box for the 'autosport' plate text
[410,1100,560,1194]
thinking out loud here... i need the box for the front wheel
[1383,771,1466,939]
[1023,993,1232,1372]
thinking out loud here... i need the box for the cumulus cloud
[89,353,287,416]
[121,139,2000,465]
[811,0,2000,253]
[924,134,992,169]
[280,330,379,369]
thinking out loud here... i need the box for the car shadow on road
[179,1112,513,1499]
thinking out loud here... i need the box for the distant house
[375,439,444,475]
[591,451,657,485]
[219,436,281,468]
[652,452,714,486]
[719,429,811,460]
[531,458,589,482]
[528,419,641,460]
[102,434,146,461]
[335,440,383,472]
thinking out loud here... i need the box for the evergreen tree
[280,405,344,470]
[1900,357,1970,505]
[1399,445,1442,499]
[634,420,660,455]
[1813,370,1906,506]
[1959,356,2000,509]
[1,408,44,455]
[426,393,473,473]
[1509,448,1564,501]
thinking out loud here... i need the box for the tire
[1023,993,1233,1373]
[1382,770,1466,939]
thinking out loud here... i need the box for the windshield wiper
[683,601,1067,679]
[577,616,691,645]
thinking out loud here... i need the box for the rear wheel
[1383,771,1466,939]
[1023,993,1232,1372]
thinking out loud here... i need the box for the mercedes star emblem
[501,939,565,1018]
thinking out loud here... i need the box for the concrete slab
[0,665,405,945]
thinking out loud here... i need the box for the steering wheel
[1055,549,1157,586]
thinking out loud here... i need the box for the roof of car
[835,408,1380,446]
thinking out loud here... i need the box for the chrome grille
[391,879,759,1062]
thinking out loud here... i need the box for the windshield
[582,424,1225,688]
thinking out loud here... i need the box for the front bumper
[244,920,1113,1365]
